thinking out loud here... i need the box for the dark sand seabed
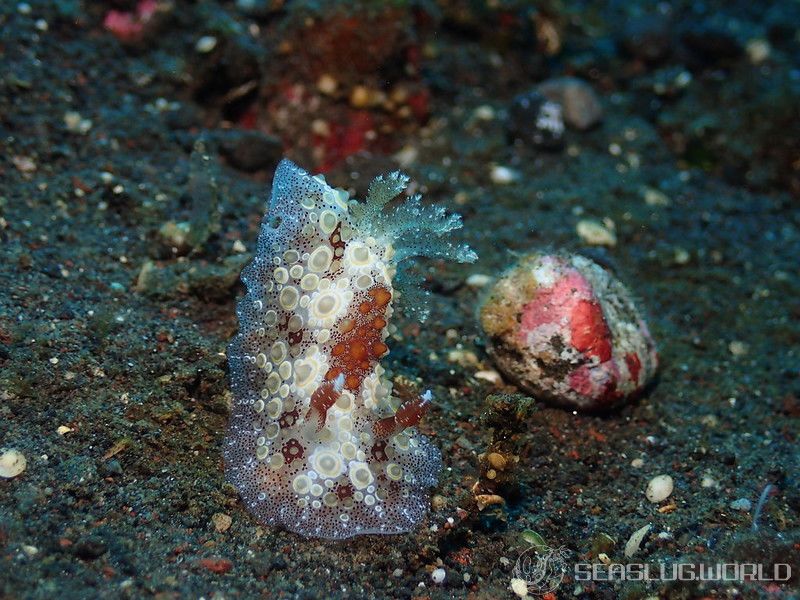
[0,0,798,598]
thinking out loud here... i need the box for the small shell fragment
[0,448,27,478]
[624,523,651,558]
[475,493,505,511]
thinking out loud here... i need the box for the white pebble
[0,448,27,478]
[746,39,771,64]
[510,577,529,597]
[645,474,674,503]
[490,165,519,185]
[642,187,670,207]
[728,340,749,357]
[673,248,690,265]
[701,475,718,488]
[466,273,491,287]
[431,567,446,584]
[317,73,338,96]
[393,145,418,168]
[473,105,496,121]
[195,36,218,53]
[64,111,92,135]
[474,370,502,384]
[576,219,617,247]
[730,498,752,512]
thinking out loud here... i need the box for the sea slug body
[225,159,475,539]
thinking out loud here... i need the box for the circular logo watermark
[512,544,570,596]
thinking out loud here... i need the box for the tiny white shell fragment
[511,577,529,598]
[624,523,651,558]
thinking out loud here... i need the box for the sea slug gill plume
[225,159,476,539]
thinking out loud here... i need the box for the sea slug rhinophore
[225,159,475,539]
[480,252,657,411]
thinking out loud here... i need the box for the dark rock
[681,25,743,64]
[41,264,62,279]
[235,0,285,18]
[537,77,603,130]
[249,550,287,577]
[218,130,283,173]
[134,254,249,302]
[164,105,201,130]
[620,14,672,63]
[766,22,794,45]
[507,90,565,150]
[101,459,123,476]
[73,536,108,560]
[191,40,260,106]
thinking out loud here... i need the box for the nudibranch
[225,159,476,539]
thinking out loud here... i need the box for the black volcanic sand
[1,1,798,599]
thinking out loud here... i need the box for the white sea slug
[225,159,476,539]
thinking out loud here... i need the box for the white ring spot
[278,360,292,380]
[341,442,357,460]
[319,210,338,234]
[308,245,333,273]
[292,474,311,495]
[266,372,281,393]
[273,267,289,284]
[270,341,287,363]
[279,286,299,310]
[386,463,403,481]
[349,461,374,490]
[300,273,320,291]
[266,398,282,419]
[312,450,344,478]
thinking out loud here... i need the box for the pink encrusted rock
[480,252,657,411]
[103,0,162,45]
